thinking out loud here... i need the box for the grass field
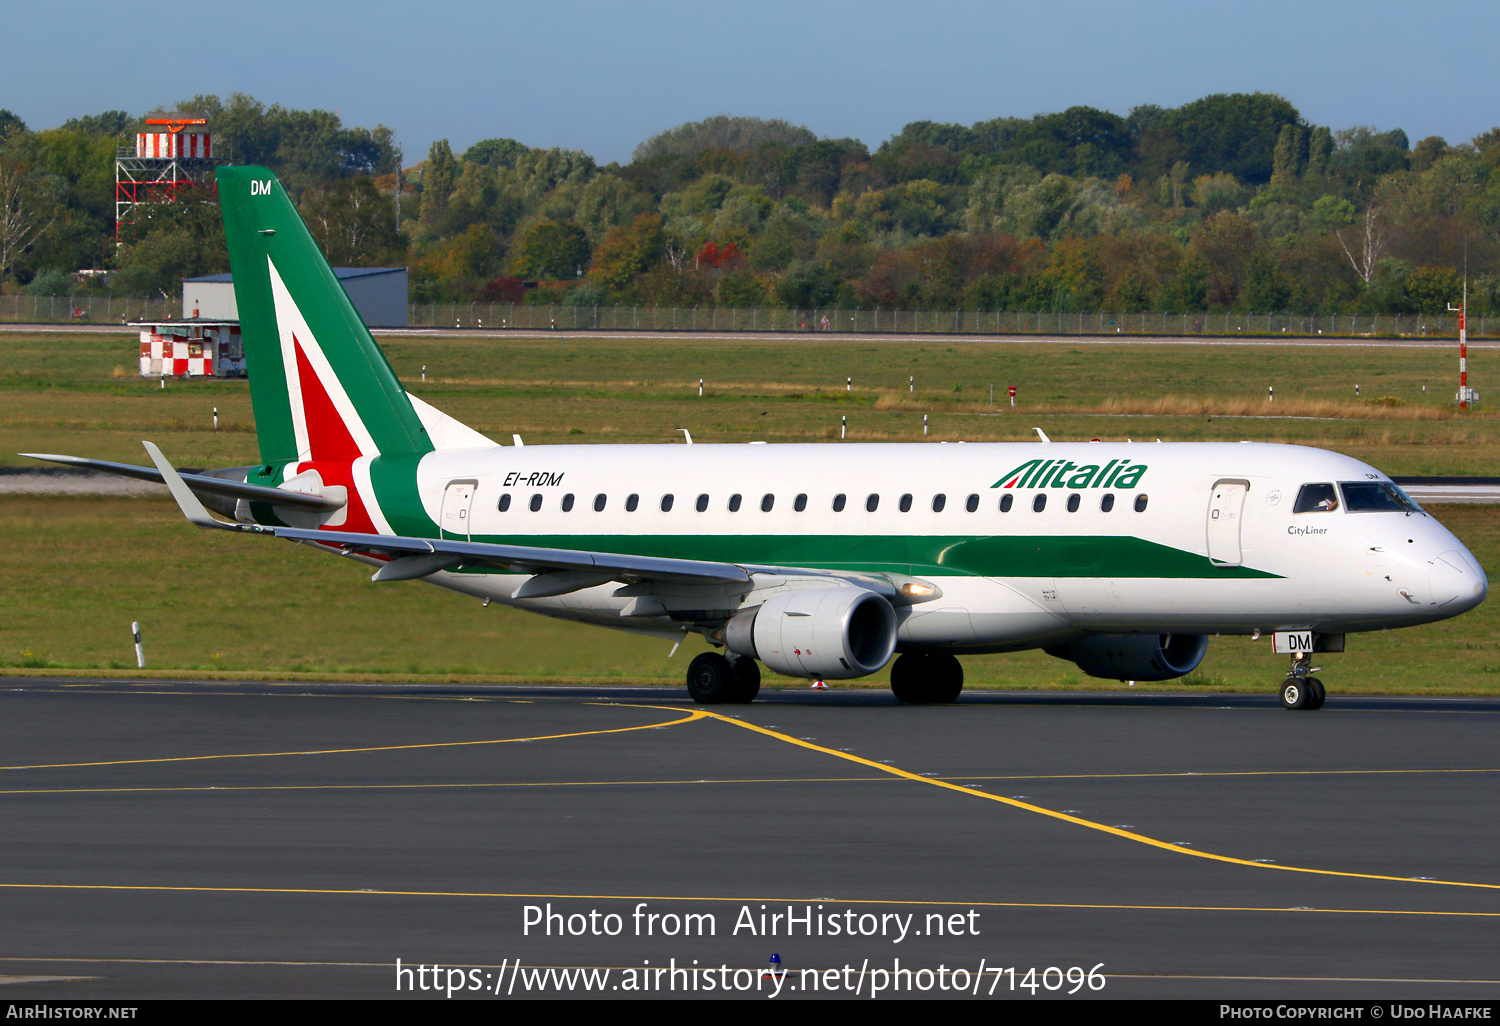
[1,329,1497,694]
[1,494,1496,695]
[3,330,1500,474]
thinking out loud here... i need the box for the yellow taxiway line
[644,704,1500,893]
[0,708,707,770]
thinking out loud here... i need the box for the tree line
[2,93,1498,317]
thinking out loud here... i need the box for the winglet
[141,441,244,532]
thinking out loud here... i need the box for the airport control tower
[114,113,226,239]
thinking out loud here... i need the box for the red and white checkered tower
[114,113,225,240]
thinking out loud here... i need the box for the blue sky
[6,0,1496,164]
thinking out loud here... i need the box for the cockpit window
[1293,483,1340,513]
[1340,481,1421,513]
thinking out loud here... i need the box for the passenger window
[1100,493,1114,512]
[529,494,543,512]
[761,493,775,512]
[1033,494,1047,512]
[594,493,606,512]
[728,493,742,512]
[832,493,846,512]
[1134,494,1149,513]
[794,493,807,512]
[1294,483,1339,513]
[999,494,1013,513]
[661,494,674,512]
[866,494,880,512]
[695,493,709,512]
[561,493,575,512]
[498,493,511,512]
[965,493,979,512]
[932,493,946,512]
[626,493,639,512]
[899,493,913,512]
[1067,493,1080,512]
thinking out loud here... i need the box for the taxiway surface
[1,679,1497,1000]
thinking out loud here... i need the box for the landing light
[901,582,937,598]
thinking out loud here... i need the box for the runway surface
[1400,483,1500,504]
[1,679,1499,1000]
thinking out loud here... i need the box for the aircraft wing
[136,442,936,601]
[132,441,750,587]
[277,529,933,598]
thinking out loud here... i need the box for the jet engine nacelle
[1046,633,1209,682]
[724,587,897,680]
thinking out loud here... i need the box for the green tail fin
[217,166,431,466]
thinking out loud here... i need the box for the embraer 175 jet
[29,167,1488,710]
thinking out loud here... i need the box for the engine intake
[724,587,896,680]
[1046,633,1209,682]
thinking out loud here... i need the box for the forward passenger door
[1206,479,1250,566]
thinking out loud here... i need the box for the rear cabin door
[441,480,477,540]
[1206,479,1249,566]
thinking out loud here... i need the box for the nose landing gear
[1280,652,1326,711]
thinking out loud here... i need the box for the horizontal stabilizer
[21,453,343,511]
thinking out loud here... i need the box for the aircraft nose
[1430,549,1488,610]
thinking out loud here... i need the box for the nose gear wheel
[1281,651,1326,711]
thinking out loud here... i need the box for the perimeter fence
[406,304,1493,339]
[1,294,1490,340]
[0,295,177,324]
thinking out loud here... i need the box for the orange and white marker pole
[1461,302,1468,409]
[1452,291,1469,408]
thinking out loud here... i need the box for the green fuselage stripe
[452,531,1280,579]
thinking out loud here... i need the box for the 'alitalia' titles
[992,458,1148,490]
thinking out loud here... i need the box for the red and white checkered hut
[132,320,245,379]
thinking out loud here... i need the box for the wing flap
[276,526,752,585]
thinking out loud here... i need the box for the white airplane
[28,168,1488,710]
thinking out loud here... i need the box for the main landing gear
[686,651,761,704]
[1280,651,1326,711]
[890,652,964,704]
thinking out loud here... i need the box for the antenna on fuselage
[1034,427,1051,443]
